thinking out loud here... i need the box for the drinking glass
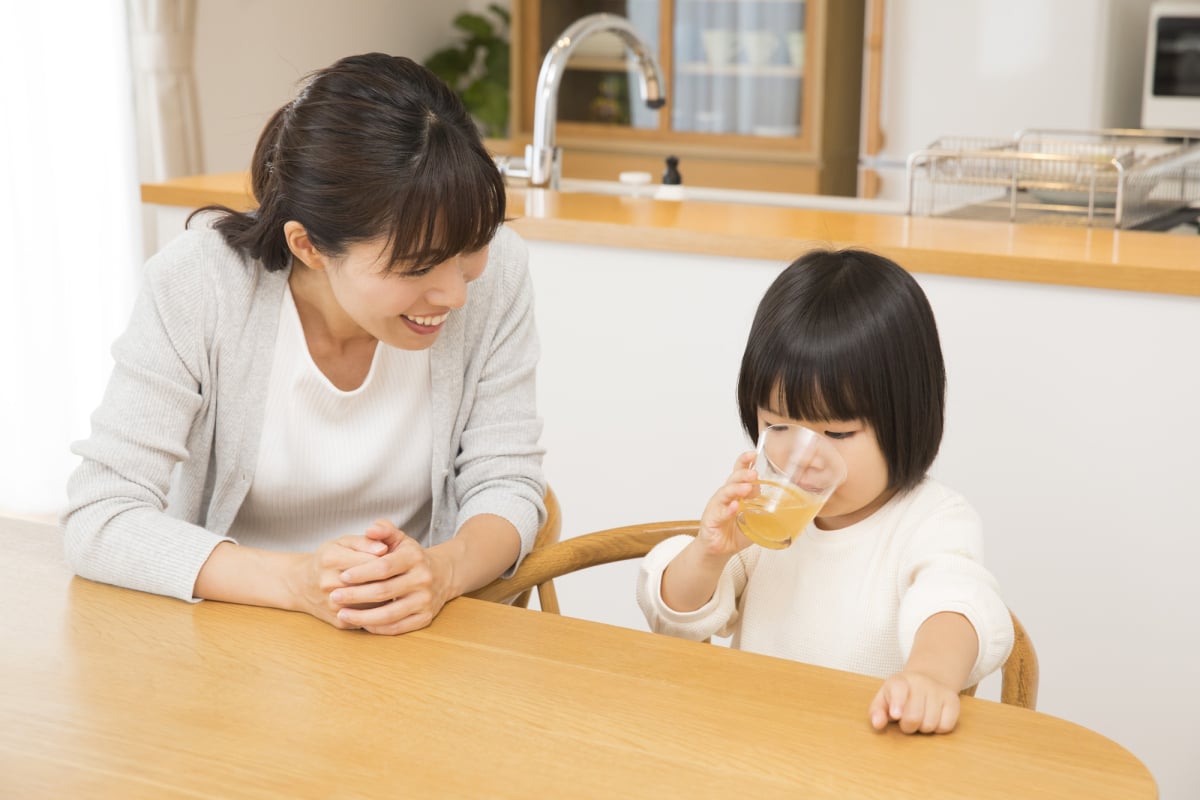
[735,424,847,549]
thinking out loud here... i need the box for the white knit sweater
[637,478,1014,687]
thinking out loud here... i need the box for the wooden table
[2,517,1157,799]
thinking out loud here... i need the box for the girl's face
[323,238,489,351]
[757,407,896,530]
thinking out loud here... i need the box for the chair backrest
[507,486,563,612]
[470,521,1039,710]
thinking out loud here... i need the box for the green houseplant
[424,5,511,138]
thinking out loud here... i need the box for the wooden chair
[507,486,563,613]
[961,612,1039,709]
[470,521,1040,710]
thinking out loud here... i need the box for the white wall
[867,0,1158,201]
[193,0,477,172]
[524,238,1200,800]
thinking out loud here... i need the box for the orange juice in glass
[736,424,847,549]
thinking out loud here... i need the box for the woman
[63,53,545,635]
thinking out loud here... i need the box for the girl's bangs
[762,349,871,424]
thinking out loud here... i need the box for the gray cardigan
[63,225,546,600]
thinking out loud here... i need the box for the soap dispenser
[656,155,684,201]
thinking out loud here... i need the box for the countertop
[142,172,1200,298]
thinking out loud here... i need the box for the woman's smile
[401,312,449,334]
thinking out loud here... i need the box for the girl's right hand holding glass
[695,451,758,557]
[660,452,758,613]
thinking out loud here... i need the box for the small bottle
[656,155,685,201]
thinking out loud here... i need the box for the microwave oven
[1142,2,1200,129]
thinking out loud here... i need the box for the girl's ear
[283,220,330,272]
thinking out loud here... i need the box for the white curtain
[128,0,203,181]
[0,1,142,517]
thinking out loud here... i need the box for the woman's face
[756,407,895,530]
[323,238,489,351]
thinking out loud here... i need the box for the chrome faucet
[513,13,667,189]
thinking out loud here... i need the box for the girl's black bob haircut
[192,53,505,273]
[736,248,946,492]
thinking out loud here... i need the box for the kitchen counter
[142,172,1200,297]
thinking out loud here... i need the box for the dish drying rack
[906,128,1200,229]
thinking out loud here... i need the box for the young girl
[63,53,545,635]
[638,248,1013,734]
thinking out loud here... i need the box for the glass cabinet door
[529,0,808,141]
[534,0,663,130]
[516,0,864,194]
[672,0,807,139]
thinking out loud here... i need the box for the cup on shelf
[702,29,738,66]
[738,31,780,67]
[693,110,725,133]
[786,31,806,71]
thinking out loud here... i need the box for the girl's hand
[659,453,758,613]
[695,451,758,557]
[326,519,454,636]
[868,670,962,734]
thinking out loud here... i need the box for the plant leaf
[488,3,511,27]
[424,48,472,87]
[462,78,509,138]
[484,43,510,89]
[454,12,493,39]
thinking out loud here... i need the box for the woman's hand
[284,534,392,629]
[695,451,757,558]
[868,670,962,734]
[325,519,454,636]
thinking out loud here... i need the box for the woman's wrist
[429,514,523,599]
[423,539,462,603]
[195,541,307,612]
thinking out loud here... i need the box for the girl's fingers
[883,678,908,721]
[730,450,755,471]
[868,686,890,730]
[937,696,960,733]
[921,697,944,733]
[897,689,925,735]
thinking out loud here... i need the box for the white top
[227,285,433,551]
[637,478,1014,687]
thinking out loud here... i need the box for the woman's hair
[736,249,946,491]
[189,52,506,272]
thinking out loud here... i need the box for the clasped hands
[294,519,453,635]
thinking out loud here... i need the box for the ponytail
[187,105,294,271]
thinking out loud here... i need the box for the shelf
[677,61,804,78]
[679,0,804,4]
[565,56,633,72]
